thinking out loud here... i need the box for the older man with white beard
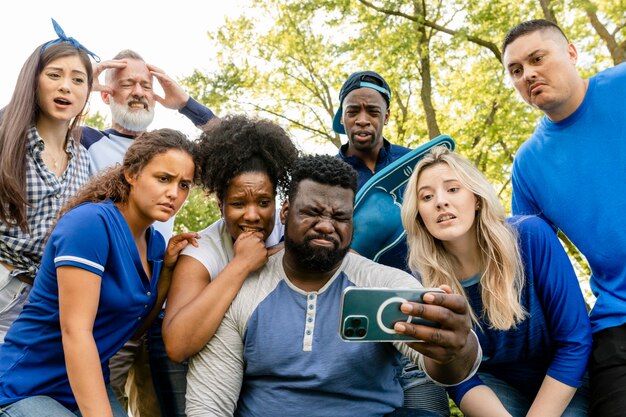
[83,49,215,184]
[81,49,218,417]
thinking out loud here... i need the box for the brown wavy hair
[59,128,197,218]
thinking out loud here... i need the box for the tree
[181,2,350,149]
[181,0,616,307]
[84,111,107,130]
[573,0,626,64]
[174,187,221,234]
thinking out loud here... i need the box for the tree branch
[358,0,502,61]
[583,1,625,64]
[244,102,340,148]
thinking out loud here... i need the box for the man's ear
[384,108,390,125]
[567,42,578,65]
[280,200,289,225]
[101,91,111,105]
[217,199,224,216]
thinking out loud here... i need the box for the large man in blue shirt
[502,19,626,417]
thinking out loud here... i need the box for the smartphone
[339,287,444,342]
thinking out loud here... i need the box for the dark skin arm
[394,285,478,385]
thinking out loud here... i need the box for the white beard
[109,98,155,132]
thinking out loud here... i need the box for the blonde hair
[400,146,526,330]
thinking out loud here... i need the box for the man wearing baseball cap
[333,70,411,190]
[333,70,414,273]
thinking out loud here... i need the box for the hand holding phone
[339,287,445,342]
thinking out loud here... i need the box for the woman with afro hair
[158,114,299,414]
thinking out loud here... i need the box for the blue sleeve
[511,155,540,216]
[446,374,484,406]
[51,204,110,276]
[80,126,105,149]
[178,97,216,127]
[517,216,592,387]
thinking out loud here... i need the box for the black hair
[287,154,357,202]
[502,19,568,60]
[195,114,299,202]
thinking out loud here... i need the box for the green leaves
[176,0,620,307]
[174,188,221,234]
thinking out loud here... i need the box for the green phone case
[339,287,443,342]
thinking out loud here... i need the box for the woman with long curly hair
[0,129,199,417]
[400,146,591,417]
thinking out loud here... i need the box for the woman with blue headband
[0,19,99,342]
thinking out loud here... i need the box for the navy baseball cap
[332,70,391,134]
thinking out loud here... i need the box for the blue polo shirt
[0,200,165,411]
[336,138,411,190]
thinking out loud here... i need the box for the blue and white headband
[40,18,100,62]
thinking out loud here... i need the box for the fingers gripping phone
[339,287,444,342]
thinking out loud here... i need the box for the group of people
[0,16,623,417]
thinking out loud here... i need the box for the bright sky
[0,0,336,154]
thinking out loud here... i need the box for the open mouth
[437,214,456,223]
[354,131,372,140]
[54,97,71,105]
[128,101,147,110]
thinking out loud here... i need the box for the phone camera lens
[345,328,355,337]
[356,328,366,337]
[351,318,362,327]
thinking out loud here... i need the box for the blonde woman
[400,146,591,417]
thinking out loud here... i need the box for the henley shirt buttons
[146,292,151,296]
[144,305,148,309]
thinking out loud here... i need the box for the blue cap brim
[333,106,345,134]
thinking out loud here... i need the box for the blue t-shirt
[511,62,626,334]
[447,216,592,403]
[0,201,165,410]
